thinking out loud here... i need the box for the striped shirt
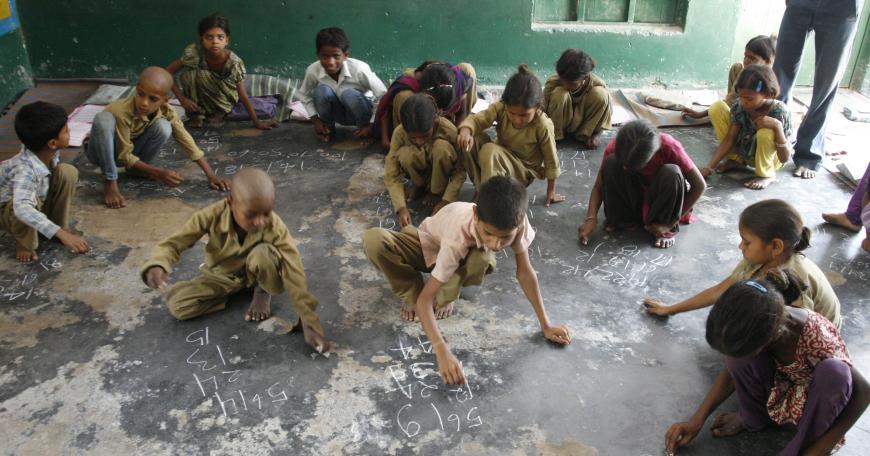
[0,148,61,238]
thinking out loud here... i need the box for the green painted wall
[0,28,33,109]
[17,0,741,89]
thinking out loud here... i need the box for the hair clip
[438,83,453,88]
[744,280,768,293]
[755,80,764,92]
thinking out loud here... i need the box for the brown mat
[0,81,100,161]
[612,89,711,128]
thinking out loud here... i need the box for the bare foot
[710,412,747,438]
[15,243,38,263]
[186,117,204,129]
[405,183,425,203]
[422,192,441,207]
[822,212,861,232]
[103,180,127,209]
[793,166,816,179]
[400,306,416,322]
[654,236,675,249]
[302,322,330,353]
[244,286,272,321]
[585,135,600,149]
[316,132,332,143]
[744,176,774,190]
[434,301,455,320]
[207,114,226,128]
[863,238,870,253]
[715,160,747,174]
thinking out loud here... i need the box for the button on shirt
[0,148,61,238]
[295,58,387,120]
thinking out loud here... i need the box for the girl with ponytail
[645,199,841,328]
[664,269,868,456]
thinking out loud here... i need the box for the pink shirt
[602,132,696,185]
[417,202,535,283]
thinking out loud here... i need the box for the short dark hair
[556,49,596,81]
[316,27,349,53]
[476,176,528,230]
[739,199,810,253]
[735,64,780,98]
[614,120,661,171]
[502,64,543,109]
[745,35,776,63]
[420,63,457,111]
[400,93,438,135]
[198,13,230,37]
[14,101,68,152]
[706,268,805,358]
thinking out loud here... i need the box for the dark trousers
[774,0,861,170]
[601,156,685,229]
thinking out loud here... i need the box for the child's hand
[546,190,566,207]
[157,169,184,187]
[145,266,168,290]
[179,97,201,113]
[682,108,706,119]
[435,345,466,385]
[55,229,90,254]
[354,124,373,139]
[208,175,231,191]
[700,166,713,178]
[642,298,672,316]
[665,420,702,455]
[753,116,781,131]
[397,207,412,228]
[255,119,278,130]
[457,129,474,153]
[543,325,571,345]
[577,219,597,245]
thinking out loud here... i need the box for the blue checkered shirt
[0,148,61,238]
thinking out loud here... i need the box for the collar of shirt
[215,199,269,247]
[22,148,54,178]
[315,61,352,84]
[124,96,165,123]
[464,204,486,250]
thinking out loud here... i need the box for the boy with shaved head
[141,168,329,352]
[85,67,229,209]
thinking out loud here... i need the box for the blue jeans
[84,111,172,180]
[312,85,373,127]
[774,0,861,170]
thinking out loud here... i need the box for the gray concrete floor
[0,119,868,456]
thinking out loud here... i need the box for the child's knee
[478,143,501,162]
[813,358,852,398]
[587,86,610,108]
[397,147,421,169]
[657,164,684,182]
[431,140,458,163]
[154,118,172,140]
[92,111,116,135]
[246,243,280,272]
[338,89,365,106]
[362,228,389,260]
[755,128,775,145]
[465,248,496,275]
[313,84,337,99]
[709,100,730,117]
[54,163,79,185]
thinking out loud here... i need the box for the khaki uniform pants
[0,163,78,250]
[545,85,611,142]
[166,243,286,320]
[462,138,538,189]
[397,139,460,196]
[362,226,495,308]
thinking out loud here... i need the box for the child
[166,14,277,130]
[701,64,793,189]
[577,120,706,249]
[362,176,570,385]
[141,168,329,353]
[644,199,841,328]
[384,93,466,227]
[296,27,387,143]
[663,271,869,456]
[684,35,776,118]
[458,65,565,206]
[822,162,870,253]
[85,67,229,209]
[375,61,477,149]
[1,102,89,262]
[543,48,612,149]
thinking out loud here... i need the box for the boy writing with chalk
[86,66,229,209]
[363,176,570,384]
[141,168,329,352]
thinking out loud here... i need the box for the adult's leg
[793,0,860,172]
[774,2,813,106]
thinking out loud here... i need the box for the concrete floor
[0,118,868,456]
